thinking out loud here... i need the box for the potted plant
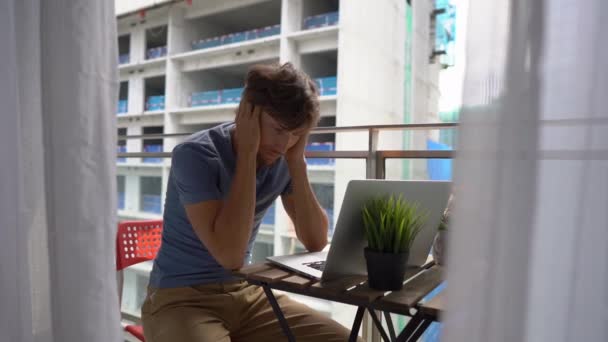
[362,195,428,291]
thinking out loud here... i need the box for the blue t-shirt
[149,122,292,288]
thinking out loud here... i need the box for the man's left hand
[285,130,310,166]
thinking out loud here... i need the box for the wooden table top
[419,291,444,318]
[233,262,444,317]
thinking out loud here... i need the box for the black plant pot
[364,247,410,291]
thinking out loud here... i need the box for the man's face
[258,111,307,166]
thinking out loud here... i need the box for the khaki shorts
[141,280,362,342]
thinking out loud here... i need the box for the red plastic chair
[116,220,163,341]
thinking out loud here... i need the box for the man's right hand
[235,100,261,157]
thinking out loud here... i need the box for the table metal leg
[262,284,296,342]
[367,308,391,342]
[407,319,432,342]
[384,312,397,341]
[395,311,424,342]
[349,306,366,342]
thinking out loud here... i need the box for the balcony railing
[117,122,458,179]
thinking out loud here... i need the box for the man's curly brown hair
[243,62,320,131]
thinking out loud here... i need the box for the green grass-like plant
[362,195,429,254]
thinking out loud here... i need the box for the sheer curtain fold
[0,1,121,341]
[445,0,608,341]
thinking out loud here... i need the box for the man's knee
[277,296,363,342]
[142,308,230,342]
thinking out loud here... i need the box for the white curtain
[445,0,608,341]
[0,1,121,341]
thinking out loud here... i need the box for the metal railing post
[366,128,379,179]
[364,127,383,342]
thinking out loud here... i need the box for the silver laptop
[266,180,451,282]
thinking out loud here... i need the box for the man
[142,63,360,342]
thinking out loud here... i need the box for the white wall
[329,0,442,212]
[411,0,442,179]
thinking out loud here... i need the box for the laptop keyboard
[303,260,326,272]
